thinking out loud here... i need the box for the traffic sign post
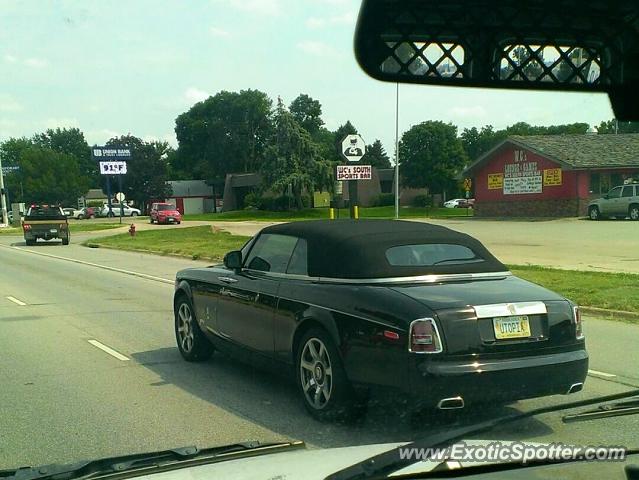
[340,135,367,219]
[463,178,472,216]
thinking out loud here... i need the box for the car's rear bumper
[408,349,588,408]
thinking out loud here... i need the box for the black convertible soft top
[260,220,507,279]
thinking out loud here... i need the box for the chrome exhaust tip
[566,383,584,394]
[437,396,465,410]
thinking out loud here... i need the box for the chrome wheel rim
[177,303,194,353]
[590,208,598,220]
[631,208,639,220]
[299,338,333,410]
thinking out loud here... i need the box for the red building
[463,134,639,217]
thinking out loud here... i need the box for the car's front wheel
[589,206,601,221]
[296,328,358,421]
[174,296,213,362]
[62,234,69,245]
[629,204,639,221]
[131,211,138,217]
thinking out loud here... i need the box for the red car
[150,202,182,224]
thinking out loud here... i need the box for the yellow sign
[488,173,504,190]
[543,168,562,186]
[463,178,472,191]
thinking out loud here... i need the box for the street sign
[337,165,372,181]
[92,146,132,161]
[341,134,366,162]
[463,178,472,191]
[115,192,126,202]
[99,161,128,175]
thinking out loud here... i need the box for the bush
[412,194,432,207]
[243,192,263,210]
[373,193,395,207]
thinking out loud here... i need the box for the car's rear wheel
[131,212,138,217]
[296,328,358,421]
[589,206,600,221]
[175,296,213,362]
[25,239,35,246]
[78,214,85,220]
[629,205,639,221]
[62,234,70,245]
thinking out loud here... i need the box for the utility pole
[394,82,400,219]
[0,151,8,226]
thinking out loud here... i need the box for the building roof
[463,134,639,175]
[261,219,505,279]
[84,188,107,200]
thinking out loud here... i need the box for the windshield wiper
[4,441,304,480]
[325,389,639,480]
[563,397,639,423]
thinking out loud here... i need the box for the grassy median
[84,225,639,318]
[0,223,123,235]
[184,206,473,222]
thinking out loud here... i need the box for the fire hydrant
[129,224,136,237]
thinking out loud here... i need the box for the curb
[581,306,639,320]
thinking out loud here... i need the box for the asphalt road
[1,234,638,469]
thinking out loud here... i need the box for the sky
[0,0,616,156]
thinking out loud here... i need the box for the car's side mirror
[223,250,242,270]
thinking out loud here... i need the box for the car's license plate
[493,316,531,339]
[50,229,58,233]
[168,218,175,222]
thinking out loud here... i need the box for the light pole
[0,151,8,226]
[394,82,400,219]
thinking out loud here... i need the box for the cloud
[210,26,231,37]
[449,105,487,118]
[44,117,80,129]
[184,87,211,103]
[4,54,17,63]
[85,128,121,145]
[306,11,356,29]
[23,57,48,68]
[0,94,23,112]
[212,0,281,16]
[297,40,341,58]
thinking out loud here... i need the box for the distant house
[462,134,639,217]
[78,188,107,207]
[166,180,219,215]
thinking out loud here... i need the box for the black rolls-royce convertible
[173,220,588,420]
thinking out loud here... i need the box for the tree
[399,121,467,196]
[18,147,89,205]
[290,94,324,135]
[33,128,96,185]
[174,89,272,179]
[260,100,332,209]
[106,135,172,210]
[363,139,391,169]
[598,119,639,134]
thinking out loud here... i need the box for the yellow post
[329,207,335,220]
[353,205,359,219]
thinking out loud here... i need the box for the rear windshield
[157,204,176,211]
[385,243,484,267]
[26,206,65,219]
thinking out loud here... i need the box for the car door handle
[218,277,238,284]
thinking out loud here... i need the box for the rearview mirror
[354,0,639,120]
[223,250,242,270]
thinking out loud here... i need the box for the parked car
[173,220,588,421]
[443,198,467,208]
[77,207,96,219]
[62,207,84,218]
[150,202,182,224]
[588,182,639,220]
[456,198,475,208]
[100,203,141,217]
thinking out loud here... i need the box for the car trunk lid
[392,276,578,356]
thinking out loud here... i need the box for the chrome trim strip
[473,301,547,319]
[437,396,465,410]
[242,269,512,285]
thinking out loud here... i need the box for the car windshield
[1,0,638,477]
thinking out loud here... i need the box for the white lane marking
[88,340,130,361]
[6,296,27,306]
[588,369,617,378]
[1,245,173,285]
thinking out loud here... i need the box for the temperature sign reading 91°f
[99,161,127,175]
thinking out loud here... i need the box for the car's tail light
[23,224,31,231]
[573,306,584,340]
[409,318,443,353]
